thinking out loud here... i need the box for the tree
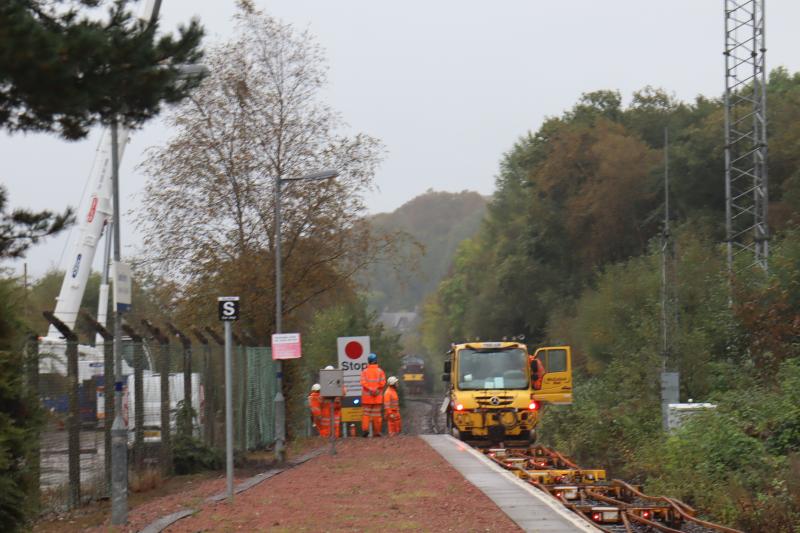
[365,190,485,312]
[0,0,204,139]
[0,186,73,258]
[137,3,392,338]
[0,278,41,532]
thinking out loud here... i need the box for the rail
[481,445,743,533]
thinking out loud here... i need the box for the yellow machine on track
[442,341,572,445]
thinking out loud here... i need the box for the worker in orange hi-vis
[308,383,323,436]
[529,354,546,390]
[383,376,401,436]
[360,353,386,437]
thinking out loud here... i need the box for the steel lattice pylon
[723,0,769,272]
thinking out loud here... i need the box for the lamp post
[273,168,338,462]
[108,60,207,525]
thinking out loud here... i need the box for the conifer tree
[0,0,204,140]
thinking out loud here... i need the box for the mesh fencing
[31,335,275,513]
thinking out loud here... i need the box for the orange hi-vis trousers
[385,409,401,435]
[319,398,341,438]
[361,404,382,435]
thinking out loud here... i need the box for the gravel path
[166,437,521,532]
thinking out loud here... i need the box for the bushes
[172,400,222,475]
[643,370,800,531]
[172,433,223,475]
[0,349,41,532]
[0,278,41,532]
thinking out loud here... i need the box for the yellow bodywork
[446,341,572,442]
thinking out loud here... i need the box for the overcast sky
[3,0,800,279]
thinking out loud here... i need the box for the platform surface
[421,435,599,532]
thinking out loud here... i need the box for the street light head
[284,169,339,182]
[174,63,209,78]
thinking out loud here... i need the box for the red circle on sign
[344,341,363,360]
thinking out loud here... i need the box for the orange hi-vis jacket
[360,363,386,405]
[384,386,401,435]
[308,391,322,429]
[529,356,546,390]
[383,386,399,414]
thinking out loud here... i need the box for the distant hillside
[366,189,487,312]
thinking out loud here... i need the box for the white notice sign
[272,333,302,360]
[336,336,370,397]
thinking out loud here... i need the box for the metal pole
[110,119,128,525]
[225,320,234,500]
[661,128,669,371]
[273,176,286,462]
[329,401,336,455]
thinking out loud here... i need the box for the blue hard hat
[368,353,377,363]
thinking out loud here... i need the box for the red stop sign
[344,341,364,360]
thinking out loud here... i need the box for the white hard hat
[311,383,321,392]
[387,376,398,386]
[324,365,335,370]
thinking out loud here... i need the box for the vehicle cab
[443,341,572,444]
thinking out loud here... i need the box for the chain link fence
[31,329,275,513]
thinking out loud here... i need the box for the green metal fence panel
[245,347,275,449]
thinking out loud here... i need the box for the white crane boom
[44,128,129,339]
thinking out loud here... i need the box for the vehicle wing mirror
[442,373,450,382]
[530,360,539,381]
[443,361,451,373]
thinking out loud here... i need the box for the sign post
[218,296,239,501]
[320,368,344,456]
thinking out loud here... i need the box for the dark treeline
[421,69,800,531]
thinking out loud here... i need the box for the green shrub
[172,400,222,474]
[172,433,223,475]
[0,278,41,532]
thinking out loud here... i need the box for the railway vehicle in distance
[400,354,426,395]
[442,341,572,445]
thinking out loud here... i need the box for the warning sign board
[337,336,370,397]
[340,407,363,423]
[272,333,302,360]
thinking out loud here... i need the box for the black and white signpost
[218,296,239,500]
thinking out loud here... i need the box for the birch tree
[137,3,391,336]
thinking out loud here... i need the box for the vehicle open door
[532,346,573,405]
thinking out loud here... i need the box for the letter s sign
[217,297,240,321]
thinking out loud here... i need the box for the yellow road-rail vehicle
[442,341,572,445]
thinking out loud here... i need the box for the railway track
[403,396,738,531]
[404,396,444,435]
[482,445,742,533]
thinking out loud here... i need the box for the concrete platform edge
[421,434,599,532]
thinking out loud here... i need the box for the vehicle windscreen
[457,348,528,390]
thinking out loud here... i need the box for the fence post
[25,334,41,510]
[167,323,192,438]
[42,312,80,510]
[121,324,144,471]
[142,320,171,475]
[79,311,114,495]
[231,332,246,450]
